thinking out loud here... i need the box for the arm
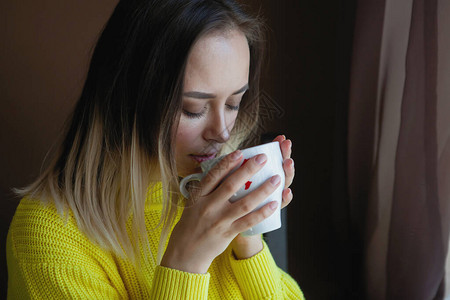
[149,265,210,299]
[160,137,302,298]
[228,240,305,300]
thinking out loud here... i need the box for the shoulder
[8,197,106,265]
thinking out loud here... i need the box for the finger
[272,135,286,145]
[225,174,281,221]
[230,201,278,234]
[199,150,243,196]
[213,153,268,200]
[281,188,293,209]
[283,158,295,188]
[280,139,292,161]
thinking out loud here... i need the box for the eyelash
[182,104,240,119]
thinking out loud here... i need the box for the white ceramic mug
[179,141,285,236]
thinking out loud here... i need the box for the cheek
[227,113,238,130]
[175,120,201,150]
[231,115,238,127]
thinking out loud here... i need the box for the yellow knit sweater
[6,183,304,299]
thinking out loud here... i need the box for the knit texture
[7,183,304,299]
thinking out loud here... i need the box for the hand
[231,135,295,259]
[161,150,281,274]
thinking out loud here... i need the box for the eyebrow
[183,83,249,99]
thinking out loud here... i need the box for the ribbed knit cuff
[150,265,210,299]
[228,241,281,300]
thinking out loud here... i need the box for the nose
[203,109,231,144]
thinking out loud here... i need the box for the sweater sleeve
[149,265,210,299]
[228,241,305,300]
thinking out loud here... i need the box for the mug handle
[180,173,204,198]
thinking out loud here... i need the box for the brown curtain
[348,0,450,299]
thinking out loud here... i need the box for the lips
[189,153,217,163]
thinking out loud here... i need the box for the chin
[177,163,201,178]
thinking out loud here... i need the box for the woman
[7,0,304,298]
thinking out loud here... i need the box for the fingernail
[231,150,242,160]
[270,175,281,185]
[269,201,278,210]
[255,154,267,164]
[290,158,294,167]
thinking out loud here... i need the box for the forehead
[183,29,250,93]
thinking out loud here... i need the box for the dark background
[0,1,357,298]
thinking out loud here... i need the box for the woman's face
[175,29,250,177]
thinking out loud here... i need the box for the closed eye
[226,104,240,111]
[182,109,205,119]
[182,100,240,119]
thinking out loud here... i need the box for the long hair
[16,0,266,264]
